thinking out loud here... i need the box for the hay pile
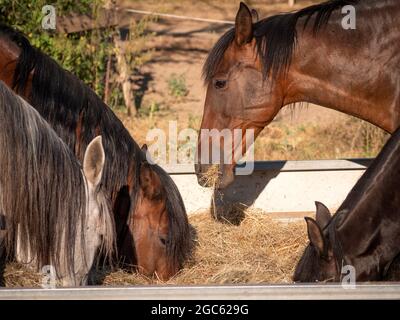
[3,210,308,287]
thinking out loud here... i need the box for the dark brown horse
[294,125,400,282]
[0,24,190,280]
[196,0,400,188]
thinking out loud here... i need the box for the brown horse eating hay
[0,24,190,280]
[196,0,400,188]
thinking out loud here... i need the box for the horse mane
[0,24,190,266]
[0,81,114,278]
[203,0,359,83]
[0,23,143,185]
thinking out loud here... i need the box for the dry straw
[3,209,308,287]
[198,164,220,188]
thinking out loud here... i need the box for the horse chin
[217,165,235,189]
[156,266,177,281]
[194,163,208,187]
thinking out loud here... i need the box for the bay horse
[0,24,190,280]
[196,0,400,188]
[294,126,400,282]
[0,81,115,286]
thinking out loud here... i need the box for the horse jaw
[218,164,235,189]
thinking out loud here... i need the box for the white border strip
[1,283,400,300]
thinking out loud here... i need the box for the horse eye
[159,236,167,246]
[214,79,227,89]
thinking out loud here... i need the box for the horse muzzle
[195,163,235,189]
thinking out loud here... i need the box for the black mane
[0,23,189,267]
[203,0,359,83]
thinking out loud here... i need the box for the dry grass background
[117,108,389,163]
[3,210,308,288]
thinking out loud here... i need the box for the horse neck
[283,0,400,133]
[332,128,400,277]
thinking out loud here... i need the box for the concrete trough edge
[160,159,373,175]
[159,159,373,214]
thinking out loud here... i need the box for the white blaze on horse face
[71,135,107,286]
[15,136,108,287]
[64,177,103,287]
[59,136,108,286]
[55,175,106,287]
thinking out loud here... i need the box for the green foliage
[138,101,161,119]
[1,1,154,112]
[0,0,112,98]
[168,73,188,98]
[120,16,155,70]
[111,16,155,114]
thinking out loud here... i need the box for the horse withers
[0,81,115,286]
[293,126,400,282]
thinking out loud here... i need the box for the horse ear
[83,136,105,187]
[251,9,259,23]
[141,144,154,164]
[235,2,253,46]
[140,162,162,199]
[315,201,331,229]
[305,217,326,256]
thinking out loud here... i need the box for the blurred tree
[0,0,154,117]
[114,17,155,117]
[0,0,112,99]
